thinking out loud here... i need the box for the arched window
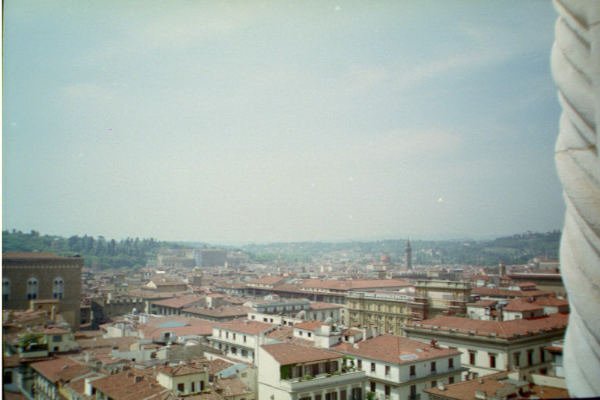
[3,278,10,301]
[27,277,38,300]
[53,277,64,299]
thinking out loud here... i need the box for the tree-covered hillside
[2,230,168,269]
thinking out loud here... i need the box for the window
[370,381,376,392]
[409,365,416,377]
[233,333,236,340]
[340,390,347,400]
[177,383,184,393]
[527,349,534,366]
[385,365,390,376]
[241,349,248,357]
[357,359,362,369]
[231,347,237,354]
[191,382,196,392]
[200,381,205,391]
[52,277,64,299]
[410,385,417,396]
[431,361,436,372]
[243,335,247,343]
[226,332,229,339]
[308,332,312,338]
[3,278,10,301]
[540,347,545,363]
[513,352,520,367]
[431,380,437,388]
[27,277,39,300]
[299,331,303,336]
[448,358,454,369]
[449,376,455,384]
[53,335,62,342]
[469,351,476,365]
[371,362,376,372]
[385,385,390,396]
[489,353,497,369]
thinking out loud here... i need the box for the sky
[3,1,564,244]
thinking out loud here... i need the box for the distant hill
[2,230,169,269]
[2,229,561,268]
[241,231,561,266]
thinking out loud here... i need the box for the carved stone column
[552,1,600,396]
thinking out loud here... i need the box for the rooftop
[261,343,342,365]
[425,371,569,400]
[407,314,568,339]
[334,335,460,364]
[214,319,274,335]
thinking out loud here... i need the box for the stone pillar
[551,0,600,397]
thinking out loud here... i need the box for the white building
[210,320,277,364]
[258,342,366,400]
[404,314,568,380]
[333,335,464,400]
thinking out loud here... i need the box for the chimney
[84,378,94,396]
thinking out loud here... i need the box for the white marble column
[551,1,600,397]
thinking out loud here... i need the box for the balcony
[279,370,366,392]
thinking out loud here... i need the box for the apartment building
[333,335,464,400]
[209,320,277,364]
[258,343,366,400]
[404,314,568,379]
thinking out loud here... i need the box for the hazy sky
[3,1,563,244]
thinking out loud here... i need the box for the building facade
[3,253,83,330]
[346,291,427,336]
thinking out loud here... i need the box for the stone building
[346,291,427,336]
[2,252,83,330]
[414,280,471,318]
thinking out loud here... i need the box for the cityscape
[3,1,599,400]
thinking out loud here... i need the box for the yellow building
[346,291,427,336]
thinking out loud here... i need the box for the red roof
[214,320,275,335]
[151,294,204,308]
[503,299,544,312]
[30,357,91,383]
[261,343,341,365]
[334,335,460,364]
[408,314,568,339]
[294,320,326,331]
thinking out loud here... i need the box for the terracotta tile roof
[261,343,342,365]
[151,294,204,309]
[472,287,552,298]
[294,320,326,331]
[503,299,544,312]
[91,370,168,400]
[533,297,569,307]
[214,320,274,335]
[309,302,343,310]
[300,279,410,291]
[207,359,234,376]
[183,306,252,318]
[424,371,569,399]
[77,336,139,351]
[3,252,79,260]
[407,314,568,339]
[265,327,314,346]
[157,362,208,377]
[247,276,287,286]
[30,357,91,383]
[333,335,460,364]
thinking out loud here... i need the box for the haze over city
[3,1,563,244]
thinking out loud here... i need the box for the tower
[405,239,412,270]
